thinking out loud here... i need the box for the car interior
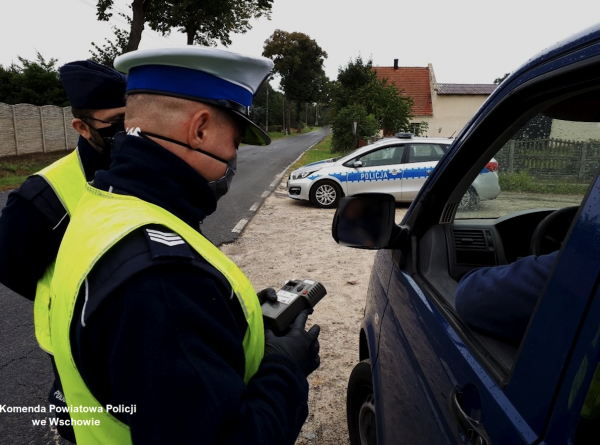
[408,144,446,163]
[412,81,600,382]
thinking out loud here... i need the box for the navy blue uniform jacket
[455,251,558,342]
[67,133,309,444]
[0,137,108,299]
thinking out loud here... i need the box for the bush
[331,104,379,153]
[499,171,536,191]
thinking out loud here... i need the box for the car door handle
[450,387,490,445]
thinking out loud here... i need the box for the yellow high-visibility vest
[50,184,264,444]
[34,149,86,354]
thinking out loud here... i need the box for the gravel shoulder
[219,177,409,444]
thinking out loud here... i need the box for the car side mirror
[332,193,408,249]
[353,160,363,168]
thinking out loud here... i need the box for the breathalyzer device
[261,279,327,333]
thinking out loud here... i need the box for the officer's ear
[188,108,211,149]
[72,118,92,139]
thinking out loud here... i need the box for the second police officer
[0,60,126,441]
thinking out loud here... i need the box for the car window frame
[383,58,600,440]
[342,143,406,168]
[397,52,600,383]
[405,143,447,164]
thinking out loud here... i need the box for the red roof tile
[373,67,433,116]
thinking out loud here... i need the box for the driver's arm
[454,251,559,342]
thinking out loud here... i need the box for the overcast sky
[1,0,599,88]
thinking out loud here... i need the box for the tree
[0,53,69,106]
[96,0,152,53]
[333,55,375,111]
[90,26,129,68]
[263,30,328,133]
[494,72,510,84]
[93,0,273,64]
[330,56,413,150]
[147,0,272,46]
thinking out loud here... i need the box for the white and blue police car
[287,133,500,208]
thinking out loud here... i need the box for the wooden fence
[495,138,600,181]
[0,103,79,158]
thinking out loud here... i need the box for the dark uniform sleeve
[0,177,68,299]
[455,251,559,342]
[74,235,309,444]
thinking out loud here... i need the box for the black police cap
[59,60,127,110]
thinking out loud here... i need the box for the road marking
[250,202,260,212]
[232,219,248,233]
[261,191,269,198]
[269,177,279,187]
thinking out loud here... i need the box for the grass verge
[0,151,72,192]
[290,134,334,172]
[499,171,589,195]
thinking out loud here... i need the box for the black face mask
[86,119,125,153]
[137,130,237,201]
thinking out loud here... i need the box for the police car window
[359,145,403,167]
[408,144,445,163]
[455,111,600,219]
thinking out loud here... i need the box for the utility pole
[265,86,269,133]
[283,99,286,135]
[315,103,318,126]
[306,103,308,127]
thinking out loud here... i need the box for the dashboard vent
[453,229,487,250]
[440,203,457,224]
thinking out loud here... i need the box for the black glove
[257,288,278,305]
[264,310,321,377]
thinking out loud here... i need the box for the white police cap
[114,46,274,146]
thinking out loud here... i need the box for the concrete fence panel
[41,106,68,152]
[0,103,79,157]
[14,104,44,155]
[0,103,17,156]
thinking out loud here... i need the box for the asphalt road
[202,127,330,245]
[0,127,329,444]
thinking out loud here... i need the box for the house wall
[415,94,488,138]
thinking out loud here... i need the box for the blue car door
[346,144,405,200]
[378,186,600,444]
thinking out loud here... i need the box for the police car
[334,22,600,445]
[287,134,500,209]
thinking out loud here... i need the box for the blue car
[333,23,600,445]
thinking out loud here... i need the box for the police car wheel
[310,180,342,209]
[347,359,376,445]
[458,187,479,210]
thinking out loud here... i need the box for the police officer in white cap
[48,47,321,444]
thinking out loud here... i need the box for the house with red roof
[373,61,496,138]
